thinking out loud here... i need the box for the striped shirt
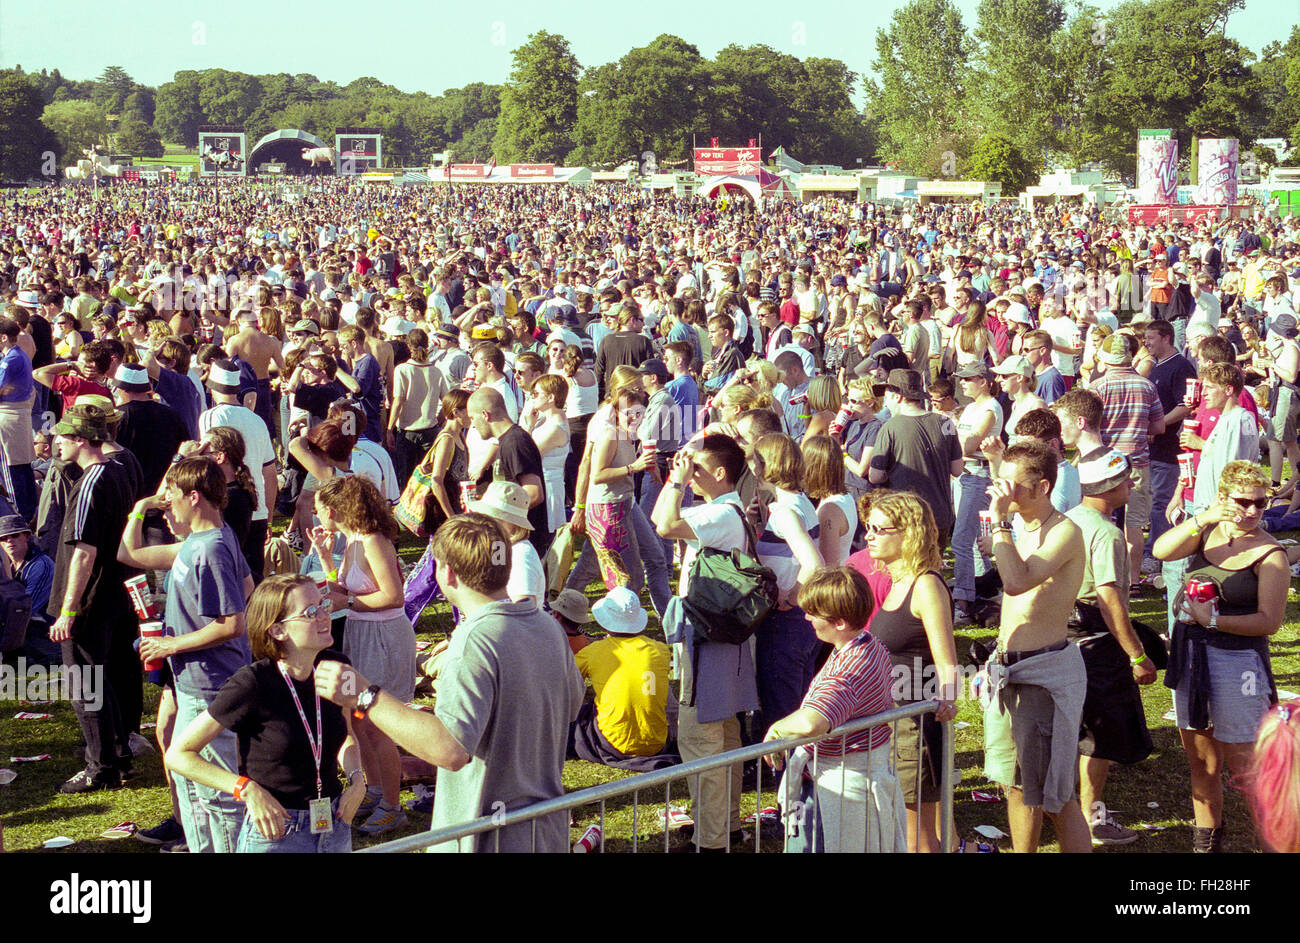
[801,631,894,756]
[1093,368,1165,468]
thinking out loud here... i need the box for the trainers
[1091,816,1140,846]
[128,731,156,755]
[159,839,188,853]
[355,786,384,821]
[58,769,121,794]
[135,816,184,845]
[357,804,408,836]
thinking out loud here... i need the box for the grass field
[1,522,1296,855]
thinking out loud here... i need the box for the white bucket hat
[591,586,647,636]
[468,480,532,531]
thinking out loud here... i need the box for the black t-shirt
[293,380,348,421]
[1148,353,1198,464]
[224,480,254,547]
[208,652,351,810]
[117,400,190,496]
[48,458,135,622]
[107,448,144,503]
[29,315,54,369]
[480,423,548,539]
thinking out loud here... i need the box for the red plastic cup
[140,621,165,672]
[1183,419,1200,437]
[1177,452,1196,488]
[460,480,478,508]
[125,574,155,621]
[1184,379,1201,408]
[572,824,602,853]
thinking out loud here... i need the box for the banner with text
[510,163,555,178]
[693,147,762,176]
[448,164,488,178]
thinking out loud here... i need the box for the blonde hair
[1217,459,1269,497]
[753,433,804,492]
[848,378,879,411]
[806,375,841,414]
[802,435,846,501]
[602,364,642,406]
[867,490,943,577]
[719,383,773,413]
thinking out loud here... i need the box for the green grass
[2,528,1295,854]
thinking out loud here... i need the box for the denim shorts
[1173,647,1272,743]
[236,796,353,854]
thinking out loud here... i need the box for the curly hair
[1217,459,1269,497]
[316,474,399,542]
[1245,704,1300,853]
[867,490,943,577]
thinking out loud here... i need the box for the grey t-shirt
[431,599,584,852]
[1065,504,1128,608]
[869,412,962,534]
[166,524,252,699]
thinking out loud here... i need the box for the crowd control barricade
[362,700,953,853]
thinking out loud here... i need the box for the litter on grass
[971,790,1002,803]
[10,754,51,763]
[99,822,138,839]
[1162,709,1177,721]
[953,721,971,729]
[974,825,1008,840]
[13,711,52,719]
[0,769,16,785]
[1148,802,1160,808]
[43,836,75,848]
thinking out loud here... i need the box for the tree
[95,65,135,115]
[115,117,164,157]
[1250,26,1300,142]
[0,71,60,180]
[969,0,1064,171]
[154,72,203,145]
[866,0,975,176]
[493,31,580,163]
[968,133,1038,193]
[122,87,155,127]
[41,99,108,159]
[571,35,709,166]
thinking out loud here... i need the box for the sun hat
[1078,448,1131,496]
[73,394,122,423]
[992,355,1034,378]
[1098,334,1133,366]
[205,362,243,394]
[591,586,648,636]
[112,364,151,393]
[468,480,532,531]
[53,404,111,443]
[0,514,32,539]
[549,589,591,624]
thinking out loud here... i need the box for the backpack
[0,574,33,653]
[682,504,778,645]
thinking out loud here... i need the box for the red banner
[1127,204,1248,225]
[449,163,488,178]
[693,147,762,175]
[510,163,555,178]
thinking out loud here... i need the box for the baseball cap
[638,359,670,382]
[992,355,1034,378]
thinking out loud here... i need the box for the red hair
[1245,705,1300,853]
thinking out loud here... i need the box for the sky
[1,0,1296,101]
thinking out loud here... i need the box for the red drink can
[1177,452,1196,488]
[125,574,155,621]
[139,621,165,672]
[978,510,995,538]
[1185,578,1217,603]
[572,824,602,853]
[460,480,478,508]
[829,407,853,440]
[1184,379,1201,407]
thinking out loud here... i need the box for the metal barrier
[362,700,952,853]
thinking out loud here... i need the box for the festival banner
[693,147,762,176]
[1137,138,1178,204]
[510,163,555,178]
[449,164,489,178]
[1196,138,1239,205]
[335,129,383,175]
[197,127,246,178]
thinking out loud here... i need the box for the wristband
[324,569,338,581]
[61,608,78,618]
[575,504,586,511]
[130,511,146,522]
[232,776,251,801]
[1130,653,1148,667]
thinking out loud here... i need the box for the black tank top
[870,570,949,671]
[1185,537,1284,617]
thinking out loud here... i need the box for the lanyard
[277,662,323,798]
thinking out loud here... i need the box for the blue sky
[1,0,1295,99]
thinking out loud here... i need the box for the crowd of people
[0,175,1298,853]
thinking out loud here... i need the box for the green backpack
[682,505,778,645]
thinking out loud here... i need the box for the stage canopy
[247,129,330,174]
[696,170,794,203]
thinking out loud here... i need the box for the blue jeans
[637,465,690,574]
[1161,555,1188,634]
[566,502,671,619]
[236,796,353,853]
[1147,460,1180,555]
[173,688,244,853]
[953,472,992,603]
[755,605,822,725]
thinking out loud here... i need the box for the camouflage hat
[53,404,111,443]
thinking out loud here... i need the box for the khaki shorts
[983,682,1059,808]
[1124,464,1152,531]
[1272,386,1300,443]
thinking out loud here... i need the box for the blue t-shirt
[166,525,252,699]
[0,346,34,403]
[1035,366,1067,404]
[1052,460,1082,513]
[351,353,383,442]
[665,374,700,443]
[154,366,201,440]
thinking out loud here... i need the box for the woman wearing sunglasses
[1154,459,1288,853]
[166,575,364,853]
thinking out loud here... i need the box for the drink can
[641,441,657,458]
[1177,452,1196,488]
[1186,578,1217,603]
[1183,419,1200,437]
[1184,379,1201,407]
[978,510,995,538]
[139,621,165,673]
[572,824,602,853]
[460,480,478,508]
[125,574,155,621]
[315,577,329,599]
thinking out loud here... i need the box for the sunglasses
[283,600,332,622]
[865,523,902,537]
[1228,496,1268,511]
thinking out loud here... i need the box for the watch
[353,684,382,720]
[1208,603,1219,632]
